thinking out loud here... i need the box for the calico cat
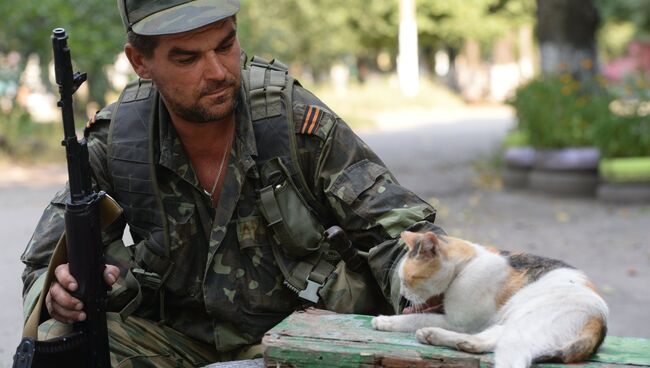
[372,231,608,368]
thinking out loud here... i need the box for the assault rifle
[12,28,111,368]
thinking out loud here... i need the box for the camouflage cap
[117,0,240,36]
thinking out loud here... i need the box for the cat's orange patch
[561,316,607,363]
[495,268,529,308]
[441,236,477,262]
[484,246,500,254]
[402,257,441,288]
[401,231,422,250]
[584,280,601,295]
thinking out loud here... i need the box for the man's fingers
[49,299,86,323]
[103,264,120,285]
[47,281,85,323]
[54,263,78,292]
[49,281,83,311]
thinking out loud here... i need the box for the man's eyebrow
[167,30,237,58]
[168,47,198,57]
[220,30,237,46]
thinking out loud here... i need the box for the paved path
[1,106,648,366]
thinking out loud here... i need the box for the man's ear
[124,43,152,79]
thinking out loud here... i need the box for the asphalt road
[1,105,648,366]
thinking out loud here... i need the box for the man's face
[129,18,242,124]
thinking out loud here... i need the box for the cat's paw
[457,341,483,353]
[415,327,447,346]
[371,315,399,331]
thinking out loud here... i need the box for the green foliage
[238,0,360,75]
[237,0,535,73]
[502,129,530,147]
[417,0,535,50]
[592,75,650,158]
[0,0,124,106]
[596,0,650,60]
[511,72,650,157]
[595,0,650,37]
[0,108,64,162]
[509,75,612,148]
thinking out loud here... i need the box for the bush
[508,75,612,149]
[0,108,64,162]
[592,75,650,158]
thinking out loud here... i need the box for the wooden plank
[262,309,650,368]
[204,358,264,368]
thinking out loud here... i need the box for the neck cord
[204,125,234,199]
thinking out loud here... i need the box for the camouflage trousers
[38,313,264,367]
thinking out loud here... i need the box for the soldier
[20,0,443,366]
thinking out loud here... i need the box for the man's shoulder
[84,102,116,137]
[95,102,117,123]
[291,84,339,141]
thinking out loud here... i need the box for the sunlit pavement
[1,105,648,366]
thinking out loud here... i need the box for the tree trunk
[536,0,600,81]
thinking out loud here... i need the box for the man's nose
[204,53,227,81]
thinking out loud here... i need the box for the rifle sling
[23,194,123,340]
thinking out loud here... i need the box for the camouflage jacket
[20,72,440,352]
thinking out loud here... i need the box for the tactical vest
[105,57,348,317]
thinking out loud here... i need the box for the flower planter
[528,147,600,197]
[501,146,535,189]
[597,157,650,203]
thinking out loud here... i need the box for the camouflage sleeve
[19,105,123,299]
[292,87,444,311]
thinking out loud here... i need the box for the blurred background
[1,0,649,366]
[0,0,649,151]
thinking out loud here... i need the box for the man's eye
[218,42,234,52]
[176,57,196,65]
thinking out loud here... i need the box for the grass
[309,75,465,129]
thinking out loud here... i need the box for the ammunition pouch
[258,157,333,303]
[256,156,388,313]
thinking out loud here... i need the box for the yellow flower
[561,85,572,95]
[577,97,587,107]
[560,74,573,84]
[580,58,593,70]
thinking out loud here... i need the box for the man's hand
[45,263,120,324]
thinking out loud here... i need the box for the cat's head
[398,231,476,304]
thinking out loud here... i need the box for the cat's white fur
[372,240,609,368]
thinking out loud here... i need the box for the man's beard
[163,76,240,123]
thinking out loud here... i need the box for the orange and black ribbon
[300,106,324,135]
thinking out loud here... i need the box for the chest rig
[105,57,337,312]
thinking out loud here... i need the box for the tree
[595,0,650,35]
[536,0,600,79]
[238,0,360,78]
[0,0,125,107]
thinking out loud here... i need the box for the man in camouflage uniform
[20,0,442,366]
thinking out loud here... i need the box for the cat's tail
[493,315,607,368]
[554,316,607,363]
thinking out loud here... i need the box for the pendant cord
[204,125,234,199]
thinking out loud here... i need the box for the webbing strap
[115,270,143,321]
[249,56,287,121]
[258,185,295,250]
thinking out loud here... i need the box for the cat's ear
[420,232,440,257]
[401,231,420,249]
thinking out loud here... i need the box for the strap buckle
[298,278,323,304]
[131,268,162,291]
[284,276,324,304]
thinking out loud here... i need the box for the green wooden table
[261,309,650,367]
